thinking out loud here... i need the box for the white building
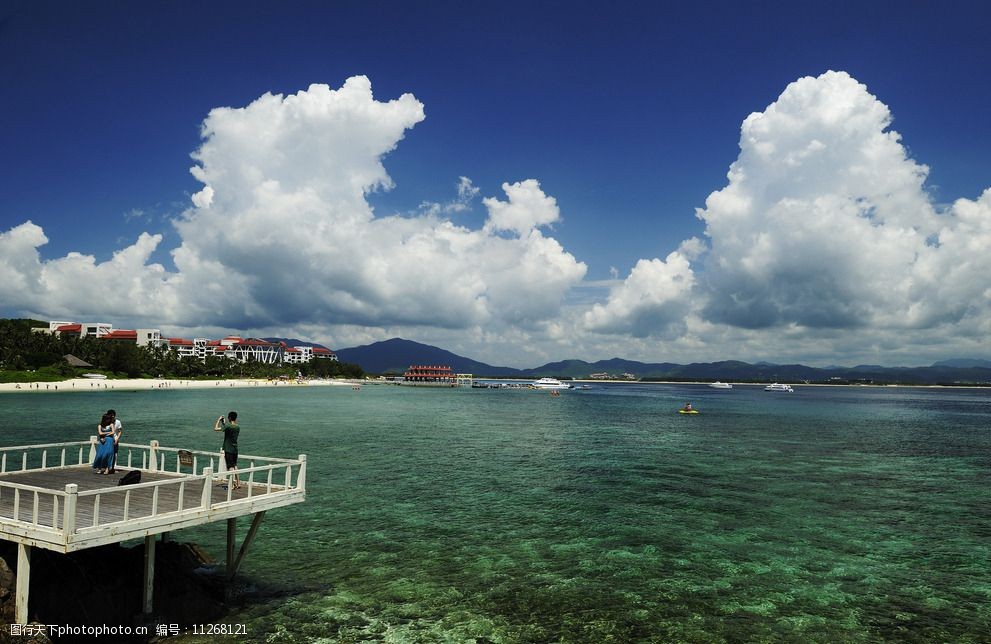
[43,320,336,366]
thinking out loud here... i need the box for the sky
[1,0,990,368]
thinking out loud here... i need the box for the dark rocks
[0,540,229,638]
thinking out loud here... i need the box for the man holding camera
[213,410,241,489]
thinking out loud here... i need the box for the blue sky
[2,0,990,367]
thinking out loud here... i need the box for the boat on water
[531,377,573,390]
[709,381,733,389]
[764,383,794,392]
[678,409,699,414]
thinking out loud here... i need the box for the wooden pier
[0,438,306,624]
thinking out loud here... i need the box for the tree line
[0,319,364,382]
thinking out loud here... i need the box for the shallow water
[3,383,990,641]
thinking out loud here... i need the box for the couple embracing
[92,409,122,475]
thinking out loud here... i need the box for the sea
[2,383,990,642]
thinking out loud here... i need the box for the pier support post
[228,511,266,579]
[15,543,31,625]
[143,535,155,615]
[226,518,236,576]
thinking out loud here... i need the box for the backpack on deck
[118,470,141,486]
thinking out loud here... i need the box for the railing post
[149,440,159,472]
[217,450,227,474]
[63,484,78,538]
[88,436,97,463]
[297,454,307,491]
[201,467,213,508]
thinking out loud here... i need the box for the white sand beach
[0,377,355,393]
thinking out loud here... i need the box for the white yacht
[532,377,573,390]
[709,381,733,389]
[764,383,794,392]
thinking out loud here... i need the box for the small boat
[764,383,794,392]
[531,378,573,390]
[709,381,733,389]
[678,409,699,414]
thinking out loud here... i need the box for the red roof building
[403,365,455,383]
[101,330,138,341]
[42,320,336,366]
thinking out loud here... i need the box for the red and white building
[400,365,473,387]
[40,321,336,365]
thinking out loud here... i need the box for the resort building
[42,321,114,338]
[39,320,336,366]
[220,337,284,365]
[166,337,206,360]
[401,365,473,387]
[403,365,456,384]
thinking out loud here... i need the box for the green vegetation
[0,319,363,382]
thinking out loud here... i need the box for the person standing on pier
[214,411,241,489]
[106,409,122,474]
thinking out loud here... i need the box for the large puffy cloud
[583,239,702,338]
[1,77,586,344]
[171,78,585,329]
[0,222,47,307]
[3,71,989,366]
[697,70,940,331]
[590,71,990,364]
[0,223,176,323]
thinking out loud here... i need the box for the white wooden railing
[0,441,306,539]
[0,480,65,532]
[0,440,92,474]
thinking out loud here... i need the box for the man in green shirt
[214,410,241,489]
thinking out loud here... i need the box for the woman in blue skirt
[92,412,116,474]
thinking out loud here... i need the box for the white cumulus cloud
[1,77,586,348]
[483,179,561,235]
[0,223,175,324]
[583,239,700,338]
[587,70,991,365]
[2,71,989,367]
[696,70,940,332]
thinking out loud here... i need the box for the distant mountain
[932,358,991,368]
[332,338,991,385]
[334,338,525,376]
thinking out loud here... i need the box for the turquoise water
[3,384,990,642]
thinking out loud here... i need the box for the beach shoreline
[0,377,355,393]
[3,377,985,393]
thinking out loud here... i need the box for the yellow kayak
[678,409,699,414]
